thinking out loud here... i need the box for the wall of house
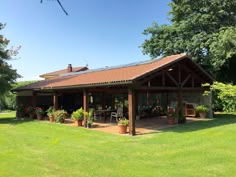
[17,96,33,107]
[36,96,53,109]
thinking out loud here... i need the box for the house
[40,64,88,80]
[14,53,213,135]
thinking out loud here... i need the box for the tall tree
[0,23,20,95]
[142,0,236,83]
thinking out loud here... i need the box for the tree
[142,0,236,83]
[0,80,37,110]
[0,23,20,96]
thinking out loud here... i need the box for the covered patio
[14,53,213,136]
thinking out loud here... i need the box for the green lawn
[0,112,236,177]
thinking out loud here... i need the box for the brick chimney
[67,64,72,72]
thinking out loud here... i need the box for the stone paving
[64,116,201,135]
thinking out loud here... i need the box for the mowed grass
[0,112,236,177]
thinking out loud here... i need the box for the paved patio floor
[64,116,201,135]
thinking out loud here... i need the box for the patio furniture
[185,103,197,117]
[88,108,100,120]
[110,107,123,123]
[95,109,114,122]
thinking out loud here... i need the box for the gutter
[14,80,133,92]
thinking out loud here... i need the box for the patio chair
[110,107,123,123]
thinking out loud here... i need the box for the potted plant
[54,109,67,123]
[166,107,177,125]
[25,106,35,119]
[35,107,45,120]
[84,110,94,128]
[195,105,208,118]
[46,106,54,122]
[118,118,129,134]
[72,107,84,126]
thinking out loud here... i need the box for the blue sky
[1,0,171,81]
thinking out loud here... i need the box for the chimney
[67,64,72,72]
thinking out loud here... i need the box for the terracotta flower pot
[75,120,83,126]
[199,112,207,119]
[167,117,176,125]
[118,124,127,134]
[49,116,54,122]
[37,114,44,120]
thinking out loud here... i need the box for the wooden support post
[128,88,136,136]
[178,64,181,84]
[53,92,58,110]
[83,89,88,127]
[147,81,151,106]
[177,90,182,111]
[16,96,19,118]
[192,77,195,88]
[32,92,37,108]
[176,89,185,123]
[162,71,165,86]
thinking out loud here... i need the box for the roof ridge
[62,53,186,77]
[40,66,87,77]
[61,56,165,77]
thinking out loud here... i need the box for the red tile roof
[15,53,196,91]
[40,66,88,78]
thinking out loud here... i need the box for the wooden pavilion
[14,53,213,135]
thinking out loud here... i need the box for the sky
[1,0,171,81]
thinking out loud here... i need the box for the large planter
[49,116,54,122]
[75,120,83,126]
[167,117,176,125]
[199,112,207,119]
[118,124,127,134]
[37,114,44,120]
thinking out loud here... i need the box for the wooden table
[95,109,115,122]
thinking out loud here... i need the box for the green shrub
[54,110,67,123]
[195,105,209,113]
[203,82,236,112]
[71,107,84,120]
[118,118,129,126]
[46,106,54,117]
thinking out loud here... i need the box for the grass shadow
[0,117,35,125]
[161,113,236,133]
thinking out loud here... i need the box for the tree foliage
[0,80,38,110]
[203,82,236,112]
[142,0,236,83]
[0,23,20,96]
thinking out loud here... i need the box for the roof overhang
[14,80,133,92]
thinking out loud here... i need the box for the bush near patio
[203,82,236,112]
[72,107,84,126]
[54,109,67,123]
[1,111,236,177]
